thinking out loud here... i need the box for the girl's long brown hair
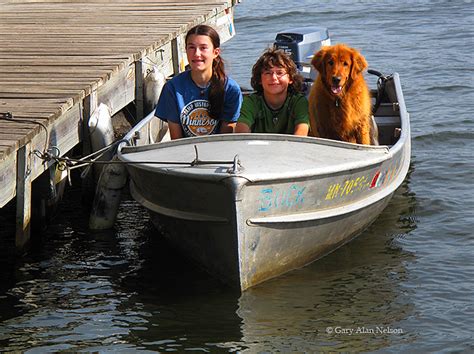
[250,47,303,94]
[185,25,226,120]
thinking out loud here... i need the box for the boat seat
[373,102,401,146]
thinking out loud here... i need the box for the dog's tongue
[331,86,342,95]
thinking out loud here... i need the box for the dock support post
[135,60,144,121]
[15,143,32,250]
[171,37,184,75]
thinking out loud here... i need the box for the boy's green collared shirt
[238,92,309,134]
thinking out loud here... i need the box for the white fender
[88,103,114,176]
[89,156,128,230]
[144,67,166,115]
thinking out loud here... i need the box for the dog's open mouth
[331,85,343,95]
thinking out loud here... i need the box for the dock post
[171,37,185,75]
[135,60,145,121]
[15,143,32,250]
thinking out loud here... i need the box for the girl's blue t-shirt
[154,70,242,137]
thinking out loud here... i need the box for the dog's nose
[332,76,341,86]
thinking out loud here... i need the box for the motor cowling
[274,27,331,85]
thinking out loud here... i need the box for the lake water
[1,0,473,351]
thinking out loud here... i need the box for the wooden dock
[0,0,238,247]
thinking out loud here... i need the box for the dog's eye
[328,59,334,66]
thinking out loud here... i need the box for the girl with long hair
[155,25,242,139]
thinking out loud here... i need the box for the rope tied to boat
[32,139,128,185]
[32,141,243,185]
[2,111,243,185]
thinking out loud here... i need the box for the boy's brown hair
[250,47,304,94]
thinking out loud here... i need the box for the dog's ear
[350,49,368,80]
[311,47,328,74]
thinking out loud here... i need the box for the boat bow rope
[32,142,243,185]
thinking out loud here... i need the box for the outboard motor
[274,27,331,93]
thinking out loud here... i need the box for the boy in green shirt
[235,48,310,135]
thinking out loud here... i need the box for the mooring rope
[1,111,241,182]
[32,141,240,177]
[31,141,242,185]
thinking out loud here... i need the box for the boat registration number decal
[325,175,371,200]
[258,184,306,212]
[325,163,400,201]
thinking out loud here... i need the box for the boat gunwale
[118,131,390,155]
[118,139,392,183]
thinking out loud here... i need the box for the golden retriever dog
[309,44,376,145]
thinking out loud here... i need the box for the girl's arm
[234,122,251,133]
[168,121,184,139]
[294,123,309,136]
[219,121,236,134]
[221,78,242,134]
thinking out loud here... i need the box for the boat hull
[140,184,392,290]
[127,146,402,290]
